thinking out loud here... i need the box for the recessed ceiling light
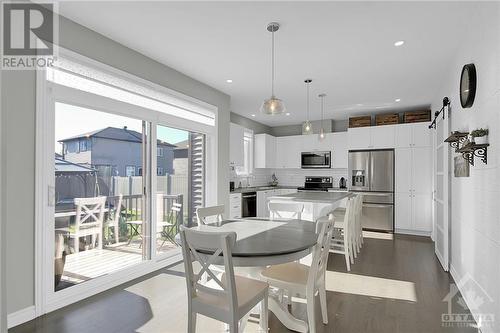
[356,103,364,106]
[285,112,291,116]
[251,114,256,117]
[226,79,233,83]
[395,98,401,102]
[394,40,405,47]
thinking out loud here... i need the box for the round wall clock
[460,63,476,108]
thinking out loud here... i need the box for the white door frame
[433,107,450,271]
[35,49,218,316]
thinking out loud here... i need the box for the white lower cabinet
[229,193,241,218]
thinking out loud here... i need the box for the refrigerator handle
[368,152,373,191]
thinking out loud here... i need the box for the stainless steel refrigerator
[348,149,394,232]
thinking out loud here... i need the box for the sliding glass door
[155,125,205,256]
[54,102,150,291]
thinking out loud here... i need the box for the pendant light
[260,22,285,115]
[302,79,313,134]
[318,93,326,141]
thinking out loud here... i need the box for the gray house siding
[64,137,174,176]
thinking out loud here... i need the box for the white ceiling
[59,1,478,126]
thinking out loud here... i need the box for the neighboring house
[59,126,176,176]
[173,139,189,174]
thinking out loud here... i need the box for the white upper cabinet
[254,133,276,168]
[348,125,396,150]
[331,132,348,168]
[395,148,412,193]
[348,127,371,150]
[229,123,245,166]
[371,125,396,148]
[276,136,301,169]
[395,122,432,148]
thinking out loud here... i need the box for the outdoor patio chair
[105,194,123,244]
[70,196,107,253]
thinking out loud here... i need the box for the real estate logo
[1,1,58,69]
[442,273,494,330]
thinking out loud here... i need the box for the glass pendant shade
[318,127,326,141]
[261,96,286,115]
[302,120,313,134]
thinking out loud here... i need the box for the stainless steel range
[297,176,333,192]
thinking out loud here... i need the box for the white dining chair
[71,196,106,253]
[105,194,122,244]
[330,196,356,271]
[260,214,335,333]
[196,205,224,225]
[179,226,269,333]
[268,202,304,220]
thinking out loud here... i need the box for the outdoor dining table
[184,217,319,333]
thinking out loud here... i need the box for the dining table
[186,217,319,333]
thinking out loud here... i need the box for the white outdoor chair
[70,196,106,253]
[196,205,224,225]
[329,196,356,271]
[261,214,335,333]
[268,202,304,220]
[105,194,122,244]
[157,194,182,248]
[179,226,269,333]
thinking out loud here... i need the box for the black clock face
[460,64,476,108]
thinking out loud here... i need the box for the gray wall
[1,15,230,314]
[230,112,272,135]
[271,119,347,137]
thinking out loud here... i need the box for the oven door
[241,193,257,218]
[301,151,331,168]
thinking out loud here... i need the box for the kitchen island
[267,191,351,222]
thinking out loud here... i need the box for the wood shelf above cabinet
[444,131,469,151]
[349,116,371,128]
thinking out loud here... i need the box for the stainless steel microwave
[301,151,331,168]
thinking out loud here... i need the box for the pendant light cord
[321,95,324,126]
[271,30,275,97]
[306,81,310,120]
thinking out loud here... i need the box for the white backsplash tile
[233,168,348,188]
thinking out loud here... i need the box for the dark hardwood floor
[10,233,478,333]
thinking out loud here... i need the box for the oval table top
[188,218,318,257]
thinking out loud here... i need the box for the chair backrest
[342,196,356,242]
[308,213,335,290]
[74,196,106,231]
[268,202,304,220]
[354,194,363,234]
[196,205,224,225]
[180,226,238,311]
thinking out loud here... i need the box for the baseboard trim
[395,229,432,237]
[7,306,35,329]
[449,265,483,333]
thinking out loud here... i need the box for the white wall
[1,14,230,318]
[431,3,500,331]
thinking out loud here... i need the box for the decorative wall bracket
[444,132,469,152]
[457,142,489,165]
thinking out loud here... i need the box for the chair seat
[260,262,309,292]
[69,226,101,237]
[194,275,268,319]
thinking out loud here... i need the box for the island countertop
[267,191,351,203]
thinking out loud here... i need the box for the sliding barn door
[433,112,450,271]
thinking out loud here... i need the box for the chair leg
[319,285,328,325]
[306,292,316,333]
[260,292,269,332]
[344,250,351,271]
[114,225,119,243]
[74,236,79,253]
[229,319,239,333]
[188,311,196,333]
